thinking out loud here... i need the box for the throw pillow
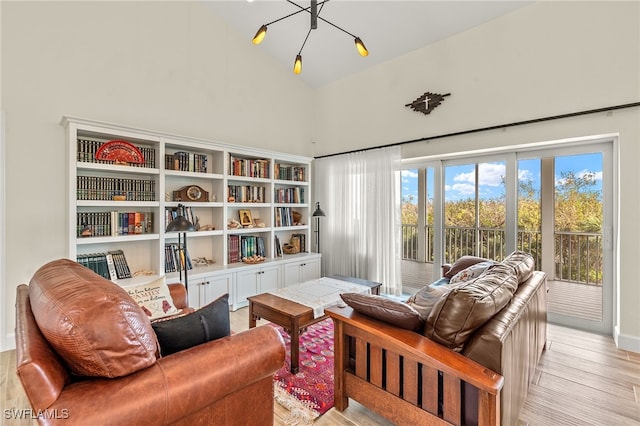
[449,261,495,284]
[152,293,230,356]
[124,276,179,320]
[340,293,424,331]
[502,250,535,284]
[424,263,519,352]
[443,255,492,278]
[28,259,159,378]
[406,283,454,320]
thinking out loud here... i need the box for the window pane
[478,162,506,260]
[401,169,418,260]
[444,164,475,262]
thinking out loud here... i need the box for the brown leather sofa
[15,259,285,425]
[326,252,547,426]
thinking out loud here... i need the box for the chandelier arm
[266,7,309,26]
[316,16,357,39]
[297,27,313,55]
[285,0,358,39]
[297,1,324,54]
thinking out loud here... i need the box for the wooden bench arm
[326,305,503,426]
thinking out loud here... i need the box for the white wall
[314,1,640,349]
[0,1,314,349]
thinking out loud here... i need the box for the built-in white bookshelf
[63,116,320,310]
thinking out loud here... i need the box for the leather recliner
[15,259,285,425]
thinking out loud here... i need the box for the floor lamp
[166,204,195,294]
[312,202,325,253]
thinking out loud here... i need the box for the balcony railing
[401,224,601,285]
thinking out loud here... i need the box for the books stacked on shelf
[76,176,156,201]
[164,206,196,231]
[274,187,305,204]
[165,151,208,173]
[274,207,298,227]
[228,235,240,263]
[241,235,265,259]
[227,235,266,263]
[291,233,307,253]
[229,155,270,178]
[77,211,154,237]
[76,249,131,280]
[227,185,267,203]
[76,138,156,168]
[274,163,305,182]
[164,243,193,273]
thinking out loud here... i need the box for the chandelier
[251,0,368,75]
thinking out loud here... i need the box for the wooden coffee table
[248,277,381,373]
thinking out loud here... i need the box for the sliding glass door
[402,139,614,334]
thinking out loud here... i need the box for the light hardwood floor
[2,308,638,425]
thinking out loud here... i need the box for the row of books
[274,207,300,227]
[228,185,267,203]
[227,235,266,263]
[164,243,193,273]
[274,233,307,255]
[229,156,270,179]
[164,206,196,231]
[77,211,154,237]
[274,187,305,204]
[76,176,156,201]
[77,250,131,280]
[76,138,156,168]
[165,151,208,173]
[274,163,306,182]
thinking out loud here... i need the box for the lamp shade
[354,37,368,57]
[166,204,195,232]
[293,55,303,75]
[312,202,325,217]
[166,216,195,232]
[252,25,268,45]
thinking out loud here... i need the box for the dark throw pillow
[340,293,424,331]
[152,293,230,356]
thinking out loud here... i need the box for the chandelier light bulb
[252,25,268,45]
[293,55,303,74]
[355,37,368,57]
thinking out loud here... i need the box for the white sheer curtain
[313,146,402,295]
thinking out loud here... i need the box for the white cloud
[451,183,475,196]
[518,169,533,181]
[452,163,505,187]
[402,170,418,178]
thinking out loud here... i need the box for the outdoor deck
[401,260,603,322]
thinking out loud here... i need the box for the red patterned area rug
[269,318,334,425]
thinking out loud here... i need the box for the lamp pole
[312,202,325,253]
[166,204,195,294]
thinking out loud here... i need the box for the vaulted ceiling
[206,1,534,88]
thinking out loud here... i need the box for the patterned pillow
[124,276,179,320]
[443,256,491,278]
[449,261,495,284]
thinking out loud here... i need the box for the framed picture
[239,209,253,226]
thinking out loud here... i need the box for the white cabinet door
[300,258,320,283]
[259,264,281,293]
[283,257,321,287]
[202,273,232,306]
[235,269,259,306]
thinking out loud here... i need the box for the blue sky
[402,153,603,203]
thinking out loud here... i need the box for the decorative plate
[95,140,144,165]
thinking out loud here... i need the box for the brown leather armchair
[15,259,285,425]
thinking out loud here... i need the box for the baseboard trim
[614,325,640,354]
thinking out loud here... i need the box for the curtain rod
[313,101,640,160]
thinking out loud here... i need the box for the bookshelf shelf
[77,162,161,175]
[76,234,160,245]
[65,116,318,309]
